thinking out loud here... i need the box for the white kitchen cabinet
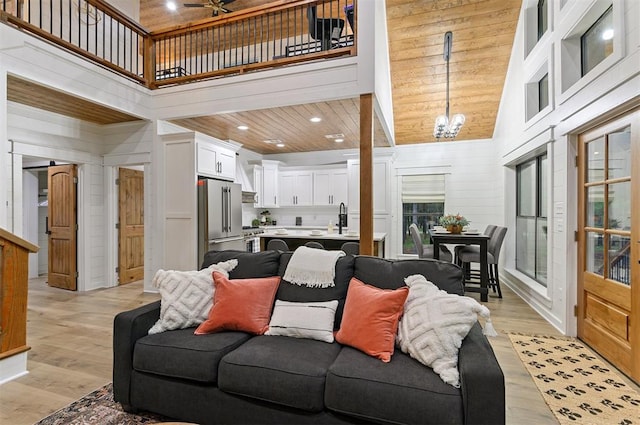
[279,171,313,206]
[253,165,264,208]
[313,168,348,206]
[347,159,390,214]
[196,138,236,181]
[157,132,240,271]
[261,161,279,208]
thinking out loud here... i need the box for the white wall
[390,140,501,258]
[493,0,640,334]
[22,170,39,278]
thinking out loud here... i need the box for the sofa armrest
[112,300,161,406]
[458,323,505,425]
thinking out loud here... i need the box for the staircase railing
[1,0,356,89]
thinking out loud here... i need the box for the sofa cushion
[325,347,464,424]
[201,250,281,279]
[265,299,339,343]
[335,278,408,362]
[218,335,342,412]
[277,253,354,328]
[148,260,237,335]
[195,273,280,335]
[133,328,251,383]
[354,256,464,295]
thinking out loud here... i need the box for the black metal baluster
[101,3,105,60]
[85,2,89,50]
[58,0,62,37]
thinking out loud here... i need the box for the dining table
[428,229,490,302]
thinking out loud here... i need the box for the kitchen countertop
[260,228,386,241]
[260,225,351,231]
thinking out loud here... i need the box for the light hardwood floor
[0,276,636,424]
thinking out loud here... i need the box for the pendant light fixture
[433,31,465,139]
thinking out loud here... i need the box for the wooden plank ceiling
[171,98,390,154]
[5,0,521,150]
[387,0,521,143]
[6,75,142,125]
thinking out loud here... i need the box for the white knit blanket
[283,246,345,288]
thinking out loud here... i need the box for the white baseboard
[0,352,29,385]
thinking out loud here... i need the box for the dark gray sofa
[113,250,504,424]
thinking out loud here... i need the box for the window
[581,6,613,76]
[537,0,547,41]
[538,73,549,111]
[516,154,548,285]
[401,175,445,255]
[525,64,550,122]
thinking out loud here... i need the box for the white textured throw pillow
[148,259,237,334]
[396,274,496,388]
[265,300,339,343]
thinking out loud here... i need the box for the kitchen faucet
[338,202,347,234]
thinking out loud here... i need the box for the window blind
[401,175,445,203]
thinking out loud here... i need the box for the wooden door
[47,164,77,290]
[577,111,639,384]
[118,168,144,284]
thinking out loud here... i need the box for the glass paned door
[578,112,639,384]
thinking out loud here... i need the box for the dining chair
[340,241,359,255]
[409,223,452,262]
[304,241,325,249]
[457,226,508,298]
[307,5,345,51]
[454,224,497,266]
[267,239,289,251]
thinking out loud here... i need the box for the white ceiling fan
[183,0,236,17]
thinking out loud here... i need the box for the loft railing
[149,0,355,88]
[1,0,149,84]
[0,0,356,89]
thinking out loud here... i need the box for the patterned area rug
[509,333,640,424]
[34,383,170,425]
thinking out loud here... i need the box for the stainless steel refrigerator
[197,178,244,266]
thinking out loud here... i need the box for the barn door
[118,168,144,284]
[577,111,639,384]
[47,164,77,290]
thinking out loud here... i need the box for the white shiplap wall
[493,0,640,334]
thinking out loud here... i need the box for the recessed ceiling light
[335,138,344,143]
[276,143,285,148]
[325,133,345,139]
[237,125,249,130]
[166,1,177,11]
[602,29,614,41]
[310,117,322,123]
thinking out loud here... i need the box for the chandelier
[433,31,465,139]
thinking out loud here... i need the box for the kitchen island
[259,229,386,257]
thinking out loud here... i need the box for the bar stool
[340,241,359,255]
[457,226,507,298]
[267,239,289,251]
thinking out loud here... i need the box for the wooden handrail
[0,228,38,253]
[150,0,323,37]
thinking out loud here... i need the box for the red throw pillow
[194,272,281,335]
[335,277,409,362]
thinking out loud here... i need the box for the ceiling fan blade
[184,4,206,7]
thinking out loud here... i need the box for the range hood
[236,161,256,203]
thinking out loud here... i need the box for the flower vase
[447,224,463,234]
